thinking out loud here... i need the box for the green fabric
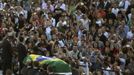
[40,59,71,72]
[51,61,71,72]
[23,55,33,64]
[23,55,71,72]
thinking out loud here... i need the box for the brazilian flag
[23,54,71,72]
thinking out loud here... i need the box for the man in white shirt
[119,0,130,10]
[55,0,67,11]
[41,0,54,12]
[80,14,90,31]
[0,1,4,10]
[127,26,134,40]
[112,3,119,16]
[75,10,83,21]
[45,25,52,41]
[41,0,47,9]
[68,45,82,59]
[47,13,56,27]
[59,0,66,11]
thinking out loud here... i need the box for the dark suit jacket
[17,43,27,62]
[1,39,12,63]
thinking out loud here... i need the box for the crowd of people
[0,0,134,75]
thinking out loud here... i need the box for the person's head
[73,45,78,52]
[98,28,102,36]
[121,20,126,26]
[108,7,112,12]
[112,2,118,8]
[48,12,52,18]
[19,36,24,42]
[40,34,46,40]
[47,0,52,5]
[93,42,98,48]
[101,26,106,33]
[105,41,110,47]
[28,42,33,49]
[7,35,14,42]
[108,19,113,25]
[82,14,87,19]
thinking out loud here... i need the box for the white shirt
[68,50,80,59]
[104,32,110,38]
[75,14,83,21]
[124,0,130,10]
[41,1,47,9]
[60,3,66,11]
[112,8,119,16]
[56,20,67,27]
[58,40,65,47]
[78,29,83,40]
[127,31,133,39]
[51,18,56,27]
[23,10,28,19]
[128,13,132,21]
[119,0,130,10]
[0,2,4,10]
[96,18,104,27]
[45,26,51,34]
[55,3,66,11]
[80,18,90,30]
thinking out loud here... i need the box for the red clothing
[97,9,106,18]
[113,48,119,55]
